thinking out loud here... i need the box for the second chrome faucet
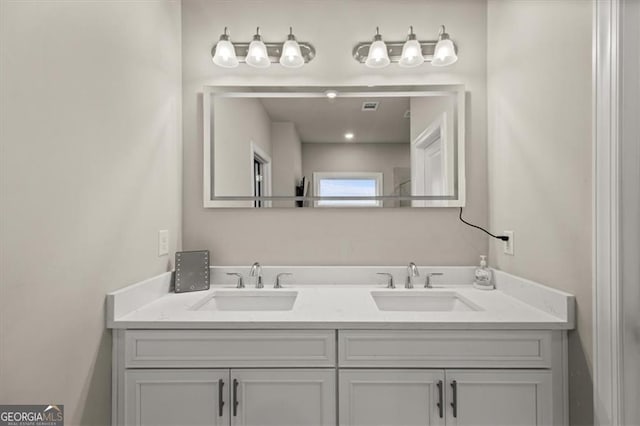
[228,263,293,289]
[377,263,443,289]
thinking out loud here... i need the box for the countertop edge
[108,320,573,330]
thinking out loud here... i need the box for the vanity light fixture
[399,26,424,68]
[246,27,270,68]
[211,27,316,68]
[364,27,391,68]
[280,27,304,68]
[432,25,458,66]
[353,25,458,68]
[344,132,355,140]
[212,27,239,68]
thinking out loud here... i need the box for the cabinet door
[231,369,335,426]
[124,369,229,426]
[339,369,446,426]
[446,370,552,426]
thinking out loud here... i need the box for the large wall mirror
[203,85,465,208]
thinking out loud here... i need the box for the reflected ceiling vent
[404,110,410,119]
[361,101,379,111]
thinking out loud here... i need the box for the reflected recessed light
[344,132,354,140]
[325,90,338,99]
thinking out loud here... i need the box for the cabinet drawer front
[339,330,551,368]
[125,330,336,368]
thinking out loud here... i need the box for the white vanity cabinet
[337,330,562,426]
[124,368,335,426]
[113,329,337,426]
[113,329,566,426]
[339,369,552,426]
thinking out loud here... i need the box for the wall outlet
[503,230,514,255]
[158,230,169,256]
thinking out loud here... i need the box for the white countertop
[107,267,575,330]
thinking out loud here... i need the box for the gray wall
[486,1,593,424]
[271,122,302,207]
[182,0,489,265]
[213,97,272,206]
[0,1,182,424]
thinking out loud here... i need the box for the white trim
[250,141,272,208]
[312,172,383,208]
[411,112,449,207]
[455,87,466,207]
[593,1,623,425]
[619,1,640,425]
[203,87,213,208]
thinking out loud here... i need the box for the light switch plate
[158,230,169,256]
[503,230,514,255]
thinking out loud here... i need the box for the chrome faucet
[406,262,419,289]
[425,272,444,288]
[250,262,263,288]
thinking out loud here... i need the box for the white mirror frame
[203,85,465,208]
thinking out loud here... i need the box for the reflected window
[313,172,383,207]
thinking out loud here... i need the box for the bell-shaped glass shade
[246,39,270,68]
[432,38,458,66]
[212,39,239,68]
[399,39,424,68]
[279,39,304,68]
[365,40,390,68]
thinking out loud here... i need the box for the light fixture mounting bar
[212,41,316,64]
[353,40,437,64]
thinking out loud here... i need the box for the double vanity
[107,266,574,426]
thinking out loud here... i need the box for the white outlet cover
[503,230,514,255]
[158,230,169,256]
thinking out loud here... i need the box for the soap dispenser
[473,255,494,290]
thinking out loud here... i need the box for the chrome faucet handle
[376,273,395,289]
[226,272,244,289]
[274,273,293,289]
[425,272,444,288]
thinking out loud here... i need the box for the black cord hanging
[458,207,510,241]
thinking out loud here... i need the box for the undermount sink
[371,291,481,312]
[191,290,298,311]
